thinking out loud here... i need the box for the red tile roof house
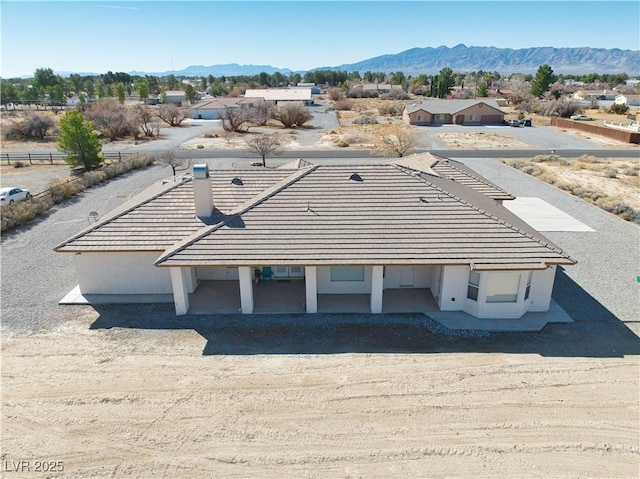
[403,99,505,126]
[54,153,575,329]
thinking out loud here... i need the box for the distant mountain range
[45,44,639,79]
[322,44,640,75]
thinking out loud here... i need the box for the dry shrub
[623,165,639,176]
[352,115,378,125]
[334,99,353,111]
[0,153,155,233]
[0,196,54,233]
[378,102,404,116]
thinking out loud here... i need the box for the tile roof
[405,99,503,115]
[56,160,575,270]
[54,169,296,252]
[154,164,575,269]
[388,153,514,201]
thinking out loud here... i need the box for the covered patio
[187,280,439,315]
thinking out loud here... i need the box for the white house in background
[625,78,640,87]
[614,94,640,107]
[244,88,313,105]
[189,97,265,120]
[162,90,187,105]
[54,153,575,323]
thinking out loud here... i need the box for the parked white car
[0,187,32,206]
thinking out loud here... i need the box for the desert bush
[0,154,155,233]
[535,100,583,118]
[333,99,353,111]
[274,104,313,128]
[204,131,219,138]
[334,139,349,147]
[12,161,27,168]
[623,165,639,176]
[603,168,618,178]
[347,87,379,99]
[380,89,409,100]
[3,113,55,140]
[327,87,345,102]
[352,115,378,125]
[0,196,54,233]
[608,103,629,115]
[378,102,404,116]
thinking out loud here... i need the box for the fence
[551,118,640,144]
[0,151,135,166]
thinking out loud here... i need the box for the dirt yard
[2,313,639,478]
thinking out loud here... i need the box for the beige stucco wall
[74,251,172,295]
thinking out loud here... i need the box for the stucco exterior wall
[438,266,469,311]
[383,266,431,289]
[197,266,239,280]
[74,251,172,295]
[317,266,372,294]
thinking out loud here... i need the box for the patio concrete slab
[503,197,595,232]
[59,286,174,305]
[428,300,573,332]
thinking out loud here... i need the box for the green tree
[184,84,196,103]
[531,64,556,98]
[57,110,103,170]
[137,79,149,101]
[476,81,488,98]
[115,82,126,104]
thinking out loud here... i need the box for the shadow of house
[89,268,639,358]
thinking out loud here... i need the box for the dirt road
[2,312,638,478]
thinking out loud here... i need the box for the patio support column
[370,265,384,314]
[185,267,197,293]
[305,266,317,313]
[170,267,190,315]
[238,266,254,314]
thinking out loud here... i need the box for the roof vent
[231,177,243,186]
[350,173,363,182]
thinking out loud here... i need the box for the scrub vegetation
[501,155,640,224]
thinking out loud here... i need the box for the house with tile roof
[190,97,265,120]
[55,153,575,321]
[244,88,314,105]
[403,99,505,126]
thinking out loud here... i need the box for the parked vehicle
[507,119,523,127]
[0,187,32,206]
[521,118,532,127]
[570,114,594,121]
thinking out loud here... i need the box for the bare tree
[374,124,424,158]
[84,99,134,141]
[157,105,188,127]
[244,134,286,167]
[275,103,312,128]
[156,145,192,179]
[221,107,251,132]
[134,105,158,137]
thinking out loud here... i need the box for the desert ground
[2,311,639,479]
[2,105,639,478]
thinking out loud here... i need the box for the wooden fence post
[28,152,33,165]
[49,152,53,164]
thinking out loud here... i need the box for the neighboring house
[190,97,265,119]
[572,90,618,101]
[163,90,186,105]
[359,83,404,93]
[244,88,313,105]
[297,83,322,94]
[625,79,640,87]
[55,153,575,322]
[614,94,640,107]
[403,99,504,126]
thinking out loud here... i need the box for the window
[524,272,532,300]
[467,271,480,301]
[330,266,365,282]
[486,272,520,303]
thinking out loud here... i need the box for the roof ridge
[407,171,575,263]
[53,176,191,252]
[154,165,319,266]
[432,157,512,197]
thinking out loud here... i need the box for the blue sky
[1,0,638,78]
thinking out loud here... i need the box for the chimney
[193,164,213,218]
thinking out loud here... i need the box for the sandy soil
[2,315,639,478]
